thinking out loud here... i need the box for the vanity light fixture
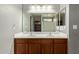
[29,5,54,13]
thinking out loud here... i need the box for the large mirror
[22,4,66,32]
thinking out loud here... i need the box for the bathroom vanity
[14,4,67,54]
[14,32,67,54]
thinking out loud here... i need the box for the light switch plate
[73,25,77,30]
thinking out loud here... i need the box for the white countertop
[14,32,67,38]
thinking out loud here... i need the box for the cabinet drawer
[54,44,66,48]
[54,39,67,44]
[15,39,26,44]
[41,39,52,44]
[29,39,40,44]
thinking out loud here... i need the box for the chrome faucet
[49,32,51,36]
[30,32,32,36]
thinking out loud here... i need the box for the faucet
[49,32,51,36]
[30,32,32,36]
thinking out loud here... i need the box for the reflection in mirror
[57,7,66,32]
[59,8,66,26]
[42,14,56,32]
[30,15,41,32]
[30,14,57,32]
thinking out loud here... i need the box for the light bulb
[36,5,41,11]
[47,5,52,11]
[30,5,35,11]
[53,18,57,22]
[42,5,46,11]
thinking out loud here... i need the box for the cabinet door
[15,44,26,54]
[14,39,28,54]
[54,44,67,54]
[54,39,67,54]
[41,39,53,54]
[28,39,41,54]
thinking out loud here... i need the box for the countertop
[14,32,67,39]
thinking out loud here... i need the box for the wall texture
[69,4,79,54]
[0,4,22,54]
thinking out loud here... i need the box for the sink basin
[14,32,31,38]
[51,32,67,37]
[32,34,49,37]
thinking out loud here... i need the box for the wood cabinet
[53,38,67,54]
[14,39,28,54]
[28,39,41,54]
[41,39,53,54]
[14,38,67,54]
